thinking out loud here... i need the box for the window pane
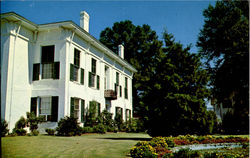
[42,45,54,63]
[91,58,96,74]
[73,66,78,81]
[74,49,80,67]
[40,97,51,115]
[42,63,53,79]
[116,72,119,85]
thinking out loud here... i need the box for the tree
[144,31,211,136]
[100,21,163,117]
[197,0,249,134]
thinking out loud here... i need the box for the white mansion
[1,11,136,131]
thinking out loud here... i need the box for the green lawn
[2,133,151,158]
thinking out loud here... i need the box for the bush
[94,124,106,134]
[13,128,27,136]
[173,148,200,158]
[26,112,43,132]
[82,126,94,133]
[130,141,157,158]
[45,128,56,135]
[114,113,124,131]
[150,137,168,148]
[126,119,138,133]
[56,116,81,136]
[31,129,39,136]
[1,119,9,137]
[15,116,26,129]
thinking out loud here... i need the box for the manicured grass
[2,133,151,158]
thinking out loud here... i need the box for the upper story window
[115,72,120,96]
[89,58,99,89]
[70,48,84,85]
[41,45,54,79]
[33,45,59,81]
[125,77,128,99]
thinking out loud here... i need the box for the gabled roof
[1,12,137,73]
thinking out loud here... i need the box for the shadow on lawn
[99,137,152,141]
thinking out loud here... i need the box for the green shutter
[81,99,85,123]
[98,103,101,116]
[33,64,40,81]
[70,98,74,117]
[51,96,58,122]
[80,68,84,85]
[30,97,37,116]
[88,72,91,87]
[119,86,122,97]
[70,64,74,81]
[97,75,100,90]
[53,62,60,79]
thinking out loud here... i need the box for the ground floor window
[115,107,123,119]
[30,96,58,122]
[126,109,132,121]
[71,97,85,123]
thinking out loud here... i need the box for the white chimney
[118,45,124,59]
[80,11,90,32]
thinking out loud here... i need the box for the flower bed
[130,135,249,158]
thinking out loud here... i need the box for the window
[126,109,131,121]
[89,72,95,87]
[70,48,84,84]
[116,72,119,85]
[89,58,99,89]
[115,107,123,120]
[71,98,85,122]
[125,77,128,99]
[89,101,101,117]
[41,46,54,79]
[74,49,80,67]
[91,58,96,74]
[37,96,58,122]
[119,85,122,97]
[40,45,60,80]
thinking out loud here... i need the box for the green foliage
[85,101,98,127]
[114,113,125,131]
[1,119,9,137]
[150,137,168,148]
[26,112,43,132]
[93,124,106,134]
[130,141,157,158]
[197,0,249,134]
[145,31,210,137]
[82,126,94,133]
[45,128,56,135]
[173,148,200,158]
[13,128,27,136]
[15,116,26,129]
[31,129,39,136]
[56,116,81,136]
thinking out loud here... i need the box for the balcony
[104,90,117,100]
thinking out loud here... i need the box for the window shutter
[97,103,101,116]
[121,108,123,120]
[33,64,40,81]
[80,68,84,85]
[51,96,58,122]
[30,97,37,116]
[81,99,85,123]
[97,75,100,90]
[53,62,60,79]
[70,98,74,117]
[70,64,74,81]
[119,86,122,97]
[88,72,91,87]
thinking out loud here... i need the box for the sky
[1,1,216,53]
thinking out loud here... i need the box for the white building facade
[1,12,136,131]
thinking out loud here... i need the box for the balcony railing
[104,90,117,100]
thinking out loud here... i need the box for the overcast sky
[1,1,215,53]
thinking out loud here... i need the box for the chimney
[80,11,90,32]
[118,45,124,59]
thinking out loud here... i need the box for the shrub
[26,112,43,132]
[164,137,176,148]
[13,128,27,136]
[150,137,168,148]
[126,119,138,133]
[1,119,9,137]
[173,148,200,158]
[45,128,56,135]
[93,124,106,134]
[56,116,81,136]
[114,113,124,131]
[15,116,26,129]
[31,129,39,136]
[130,141,157,158]
[82,126,94,133]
